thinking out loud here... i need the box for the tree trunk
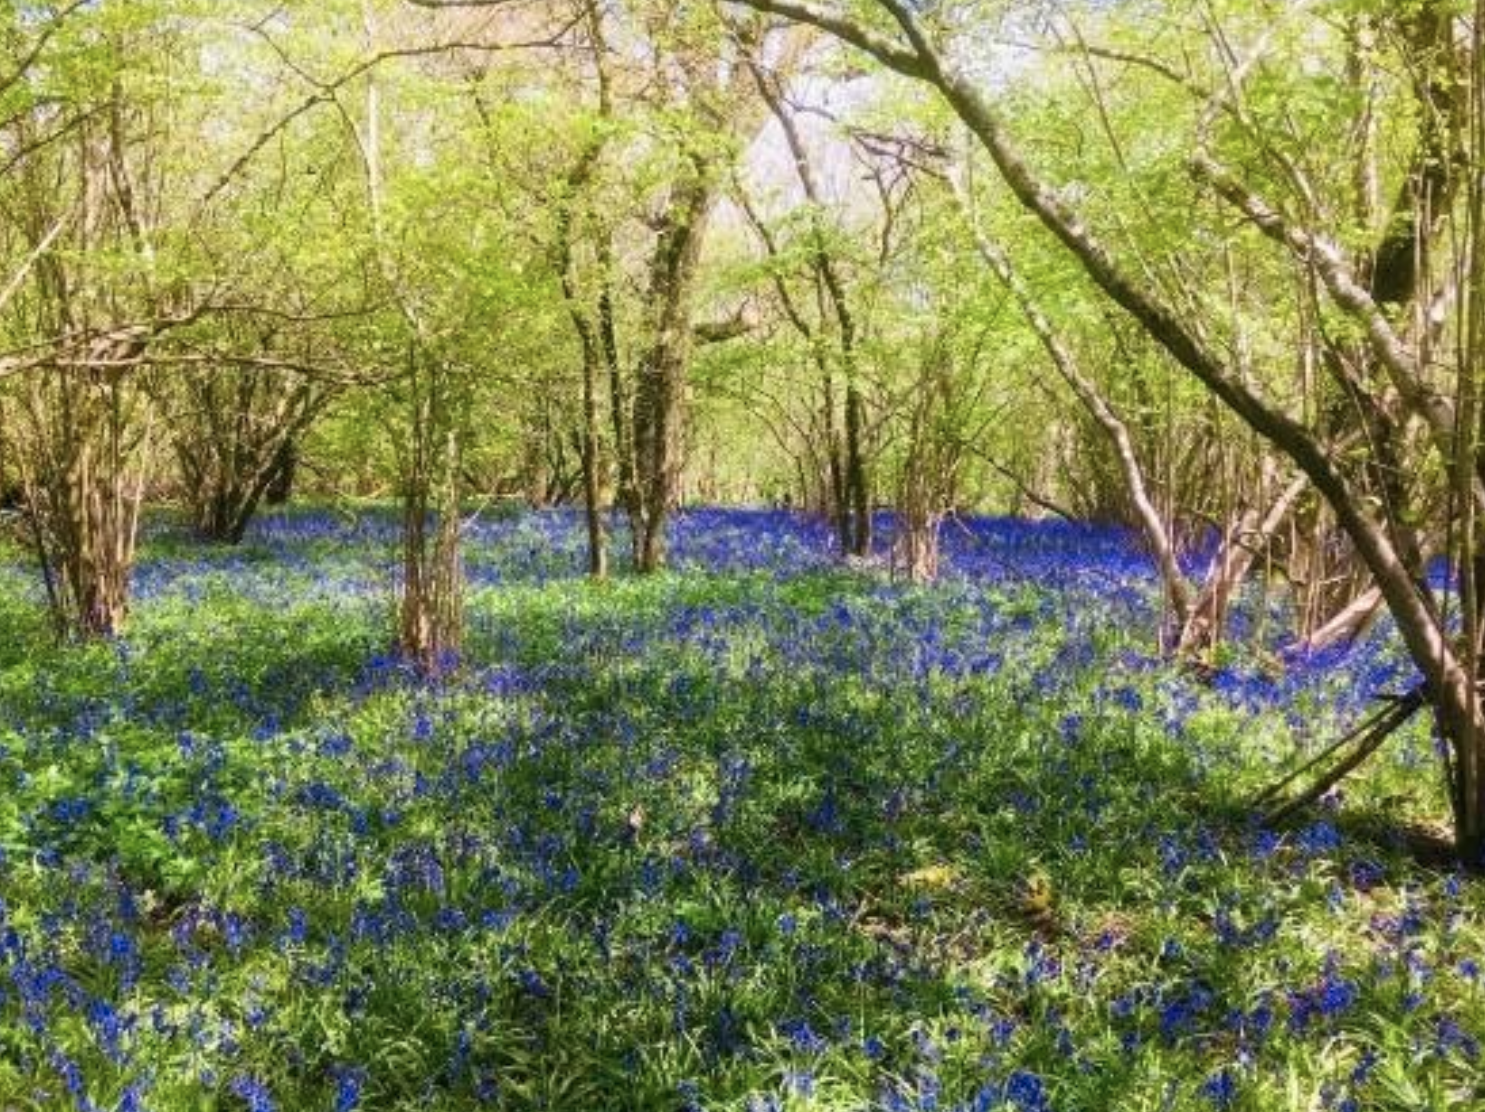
[177,375,321,543]
[265,440,297,506]
[398,356,463,677]
[951,179,1196,636]
[1176,470,1309,658]
[1288,585,1384,655]
[581,351,608,579]
[630,166,713,573]
[751,61,872,556]
[735,0,1485,858]
[19,363,147,639]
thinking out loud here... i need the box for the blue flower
[517,968,551,999]
[1199,1068,1237,1108]
[1159,984,1214,1043]
[778,1017,827,1054]
[1436,1016,1481,1060]
[1319,978,1357,1017]
[1003,1070,1050,1112]
[229,1075,274,1112]
[332,1066,366,1111]
[1295,821,1342,856]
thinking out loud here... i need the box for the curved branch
[725,0,1470,718]
[725,0,926,76]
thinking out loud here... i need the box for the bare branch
[1189,149,1452,442]
[198,22,583,209]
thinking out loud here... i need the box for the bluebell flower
[332,1066,366,1112]
[517,968,551,999]
[1436,1016,1480,1060]
[1199,1068,1237,1108]
[1295,821,1342,856]
[229,1075,274,1112]
[1319,977,1358,1017]
[1003,1070,1050,1112]
[1159,984,1214,1043]
[785,1069,814,1097]
[778,1017,827,1054]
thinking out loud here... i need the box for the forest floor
[0,508,1481,1111]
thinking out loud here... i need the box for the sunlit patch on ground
[0,508,1475,1111]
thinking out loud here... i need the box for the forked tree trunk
[1176,470,1309,657]
[751,62,872,556]
[398,358,463,678]
[176,374,322,543]
[732,183,852,550]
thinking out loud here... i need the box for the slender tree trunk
[360,2,463,675]
[1289,585,1384,654]
[555,165,610,578]
[752,61,872,556]
[844,379,871,555]
[1452,0,1485,860]
[562,0,612,579]
[822,366,850,551]
[951,177,1196,635]
[733,181,851,548]
[581,349,608,579]
[265,439,297,506]
[1176,470,1309,657]
[398,355,464,676]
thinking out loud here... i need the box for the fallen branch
[1253,685,1427,826]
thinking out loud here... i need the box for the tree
[624,14,777,571]
[746,56,873,557]
[729,0,1485,857]
[0,1,198,637]
[548,0,619,578]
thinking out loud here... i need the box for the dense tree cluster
[3,0,1484,854]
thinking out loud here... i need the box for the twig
[1254,685,1427,825]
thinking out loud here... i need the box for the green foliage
[0,510,1479,1110]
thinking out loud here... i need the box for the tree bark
[631,165,712,572]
